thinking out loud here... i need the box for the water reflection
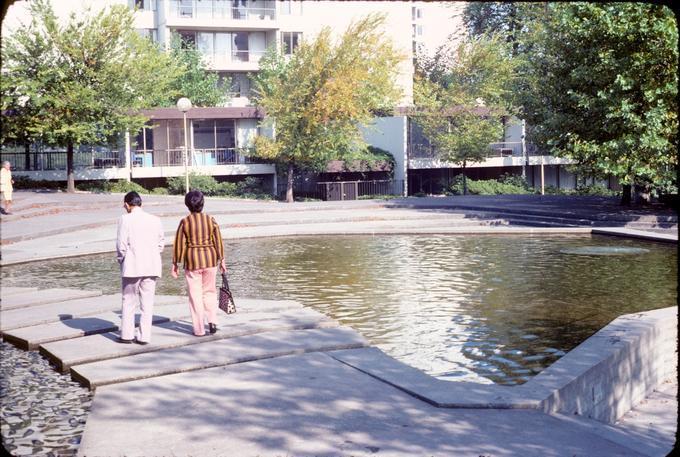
[2,234,676,385]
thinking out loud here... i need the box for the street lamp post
[176,97,192,194]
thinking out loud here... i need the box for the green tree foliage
[518,3,678,204]
[414,35,517,194]
[166,34,227,107]
[1,0,180,192]
[250,14,403,202]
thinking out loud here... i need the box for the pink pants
[121,276,157,343]
[185,267,218,336]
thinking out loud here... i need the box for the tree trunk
[462,160,467,195]
[620,184,632,206]
[286,163,294,203]
[67,141,75,193]
[24,142,30,170]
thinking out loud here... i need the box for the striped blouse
[172,212,224,271]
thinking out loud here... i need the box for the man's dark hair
[185,190,204,213]
[124,191,142,207]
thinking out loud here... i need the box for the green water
[3,234,676,385]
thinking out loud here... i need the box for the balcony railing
[409,142,543,159]
[0,150,121,171]
[170,1,276,20]
[198,49,266,65]
[133,148,265,167]
[0,148,267,172]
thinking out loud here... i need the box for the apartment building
[2,0,590,196]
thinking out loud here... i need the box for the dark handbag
[218,272,236,314]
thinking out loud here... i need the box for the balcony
[132,147,265,167]
[168,0,278,29]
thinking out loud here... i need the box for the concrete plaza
[0,191,677,456]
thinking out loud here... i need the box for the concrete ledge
[519,306,677,424]
[328,347,542,409]
[592,228,678,243]
[329,307,677,428]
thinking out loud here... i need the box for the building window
[178,30,197,48]
[282,32,302,55]
[417,25,424,37]
[135,0,156,10]
[280,0,302,15]
[411,6,422,20]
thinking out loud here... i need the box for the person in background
[171,190,226,337]
[115,191,165,344]
[1,161,15,215]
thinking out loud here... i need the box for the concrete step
[0,286,38,297]
[41,307,332,373]
[0,294,180,333]
[1,302,190,350]
[2,297,304,350]
[0,288,102,310]
[71,326,367,390]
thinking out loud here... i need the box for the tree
[517,3,678,205]
[166,34,227,107]
[413,35,518,194]
[250,14,403,202]
[1,0,181,192]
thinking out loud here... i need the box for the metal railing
[170,1,276,20]
[0,150,121,171]
[409,142,543,159]
[278,179,405,201]
[199,49,266,65]
[132,148,265,167]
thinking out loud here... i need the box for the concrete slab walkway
[77,352,649,457]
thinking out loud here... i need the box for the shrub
[150,187,169,195]
[13,175,63,190]
[450,175,533,195]
[109,180,148,194]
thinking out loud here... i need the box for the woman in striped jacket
[171,190,226,336]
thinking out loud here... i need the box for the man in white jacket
[115,191,165,344]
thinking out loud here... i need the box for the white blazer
[116,207,165,278]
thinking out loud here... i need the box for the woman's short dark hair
[185,190,204,213]
[124,191,142,207]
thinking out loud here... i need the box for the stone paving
[0,192,677,456]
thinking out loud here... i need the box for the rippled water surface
[3,234,676,385]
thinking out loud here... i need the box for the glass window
[215,33,232,60]
[280,0,301,15]
[179,0,193,17]
[282,32,302,55]
[233,32,249,61]
[215,120,235,148]
[178,30,197,49]
[417,25,424,36]
[230,73,250,97]
[411,6,416,21]
[197,32,214,59]
[193,120,215,149]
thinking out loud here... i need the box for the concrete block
[41,308,337,373]
[0,294,183,333]
[526,306,677,424]
[1,302,190,350]
[0,288,102,310]
[0,286,38,297]
[72,326,367,389]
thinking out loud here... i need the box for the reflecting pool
[2,234,676,385]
